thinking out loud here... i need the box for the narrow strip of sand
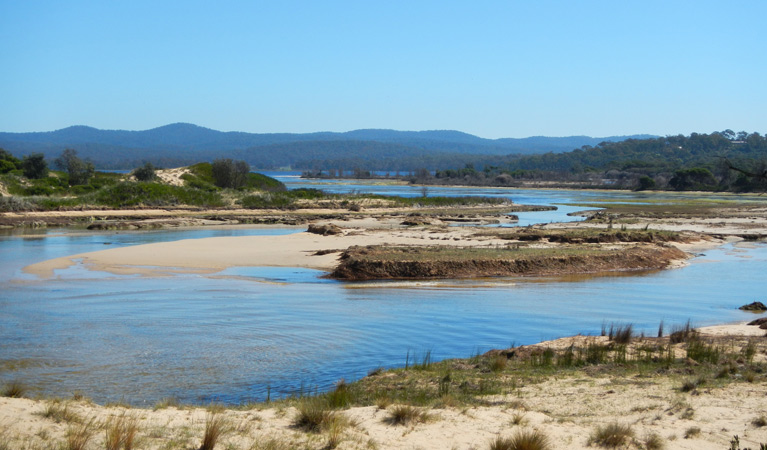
[23,227,510,278]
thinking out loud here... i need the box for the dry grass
[588,423,635,448]
[509,412,527,426]
[1,381,26,398]
[37,402,82,424]
[684,426,701,439]
[104,412,139,450]
[489,429,551,450]
[643,432,665,450]
[385,405,431,426]
[64,419,96,450]
[200,413,228,450]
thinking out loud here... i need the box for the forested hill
[0,123,653,169]
[428,131,767,192]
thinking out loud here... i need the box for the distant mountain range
[0,123,656,170]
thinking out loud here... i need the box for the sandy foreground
[1,322,766,450]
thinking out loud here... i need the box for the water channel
[1,178,764,405]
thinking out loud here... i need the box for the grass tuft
[609,324,633,345]
[490,355,508,372]
[293,398,336,433]
[1,381,26,398]
[153,397,180,410]
[199,413,227,450]
[680,376,705,393]
[105,412,139,450]
[489,429,551,450]
[683,426,700,439]
[643,432,665,450]
[752,415,767,428]
[669,320,695,344]
[385,405,430,426]
[509,412,527,426]
[589,423,635,448]
[64,419,95,450]
[38,402,82,424]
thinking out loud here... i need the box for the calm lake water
[1,181,765,406]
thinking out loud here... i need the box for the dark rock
[747,318,767,326]
[739,302,767,311]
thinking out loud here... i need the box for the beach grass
[588,423,635,448]
[490,430,551,450]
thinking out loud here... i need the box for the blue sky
[1,1,765,138]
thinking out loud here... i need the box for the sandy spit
[23,224,511,279]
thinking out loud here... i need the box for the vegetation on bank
[305,130,767,193]
[0,150,511,214]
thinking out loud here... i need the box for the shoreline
[2,321,765,450]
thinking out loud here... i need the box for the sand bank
[23,224,511,278]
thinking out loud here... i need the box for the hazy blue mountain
[0,123,656,169]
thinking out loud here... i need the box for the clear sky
[1,1,765,138]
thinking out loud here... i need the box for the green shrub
[94,182,225,208]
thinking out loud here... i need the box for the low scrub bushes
[94,182,225,208]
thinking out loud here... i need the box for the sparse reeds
[153,397,180,410]
[669,320,695,344]
[64,419,96,450]
[385,405,430,426]
[199,413,227,450]
[105,413,139,450]
[608,323,633,345]
[490,429,551,450]
[325,379,350,409]
[249,437,293,450]
[686,337,720,364]
[588,423,635,448]
[743,339,757,363]
[529,348,554,367]
[1,381,26,398]
[325,414,345,449]
[38,401,82,424]
[490,355,507,372]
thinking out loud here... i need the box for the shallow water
[1,185,765,405]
